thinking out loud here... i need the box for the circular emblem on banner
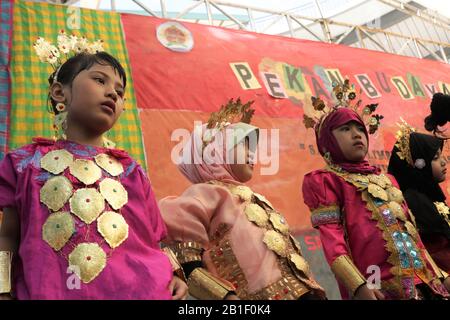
[156,21,194,52]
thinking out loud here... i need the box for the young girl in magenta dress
[0,32,186,299]
[302,81,449,299]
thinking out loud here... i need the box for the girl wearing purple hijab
[302,82,449,300]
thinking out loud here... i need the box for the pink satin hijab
[178,123,259,184]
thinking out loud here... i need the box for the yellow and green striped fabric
[10,0,146,168]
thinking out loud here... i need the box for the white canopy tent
[38,0,450,63]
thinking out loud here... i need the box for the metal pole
[314,0,331,42]
[160,0,167,18]
[440,45,449,63]
[205,0,213,26]
[286,15,294,37]
[247,7,256,32]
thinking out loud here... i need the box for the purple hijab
[315,108,379,174]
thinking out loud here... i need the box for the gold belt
[244,270,311,300]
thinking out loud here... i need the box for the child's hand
[168,276,188,300]
[354,285,385,300]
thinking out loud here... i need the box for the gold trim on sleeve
[0,251,12,294]
[187,268,235,300]
[331,254,366,295]
[170,241,203,264]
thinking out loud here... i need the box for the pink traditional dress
[302,108,449,300]
[0,137,172,299]
[160,122,325,300]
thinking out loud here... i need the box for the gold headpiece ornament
[207,98,255,130]
[303,79,384,135]
[33,30,115,148]
[394,118,416,167]
[33,30,104,82]
[202,98,255,149]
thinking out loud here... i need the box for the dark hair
[48,51,127,113]
[424,93,450,132]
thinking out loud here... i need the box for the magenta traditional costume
[160,121,325,300]
[0,137,172,299]
[302,108,449,299]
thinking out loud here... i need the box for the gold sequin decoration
[368,174,391,189]
[42,211,75,251]
[434,202,450,228]
[230,185,253,202]
[269,212,289,235]
[40,176,73,211]
[69,159,102,185]
[254,192,274,209]
[41,149,73,174]
[290,235,303,254]
[387,187,404,204]
[388,201,406,222]
[99,178,128,210]
[352,174,369,185]
[289,253,311,276]
[94,153,124,177]
[244,203,268,227]
[97,211,129,249]
[262,230,287,257]
[434,202,450,215]
[68,243,107,284]
[69,188,105,224]
[405,221,419,241]
[367,183,388,201]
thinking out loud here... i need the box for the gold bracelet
[0,251,12,294]
[161,247,187,282]
[170,241,203,264]
[187,268,235,300]
[331,255,366,296]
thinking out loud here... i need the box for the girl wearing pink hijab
[302,83,450,300]
[159,100,325,300]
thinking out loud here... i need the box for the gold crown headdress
[207,98,255,129]
[203,98,255,148]
[303,79,384,135]
[394,118,416,167]
[33,30,104,82]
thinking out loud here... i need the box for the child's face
[230,138,255,182]
[332,121,368,162]
[431,148,447,183]
[64,63,125,135]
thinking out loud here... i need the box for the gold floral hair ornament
[33,31,115,148]
[302,79,384,135]
[394,118,416,167]
[33,30,105,82]
[207,98,255,129]
[203,98,255,149]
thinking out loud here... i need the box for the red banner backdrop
[121,14,450,233]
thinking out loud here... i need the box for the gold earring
[53,108,68,140]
